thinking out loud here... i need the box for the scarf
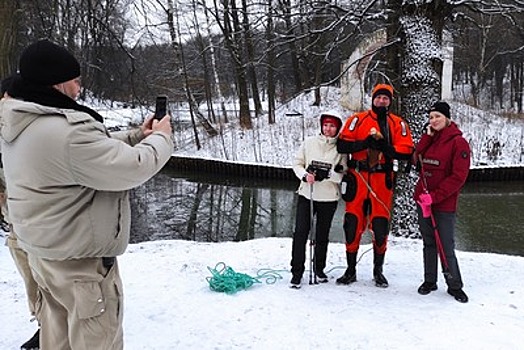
[8,75,104,123]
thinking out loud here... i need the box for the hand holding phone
[154,96,168,120]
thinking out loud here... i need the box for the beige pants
[28,255,124,350]
[6,231,39,316]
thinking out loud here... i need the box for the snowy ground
[1,236,523,349]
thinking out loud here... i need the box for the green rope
[255,268,286,284]
[206,262,285,294]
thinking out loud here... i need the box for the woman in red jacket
[414,101,470,303]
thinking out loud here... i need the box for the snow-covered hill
[91,86,523,167]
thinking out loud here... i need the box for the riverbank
[166,155,524,182]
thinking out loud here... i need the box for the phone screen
[154,96,168,120]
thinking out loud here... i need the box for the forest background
[0,0,523,237]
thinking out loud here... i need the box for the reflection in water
[130,169,300,243]
[456,181,524,256]
[130,169,524,256]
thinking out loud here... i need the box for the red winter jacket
[414,122,471,212]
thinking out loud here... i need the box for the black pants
[417,207,463,290]
[291,195,338,278]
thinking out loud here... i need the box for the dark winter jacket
[414,122,471,212]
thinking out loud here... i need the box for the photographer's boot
[336,252,357,285]
[373,252,389,288]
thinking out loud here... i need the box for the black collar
[8,76,104,123]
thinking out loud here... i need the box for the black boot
[447,288,469,303]
[373,253,389,288]
[289,274,302,289]
[21,328,40,350]
[336,252,357,285]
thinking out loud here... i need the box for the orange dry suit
[337,109,414,254]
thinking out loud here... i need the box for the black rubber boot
[21,328,40,350]
[373,253,389,288]
[336,252,357,285]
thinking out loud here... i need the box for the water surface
[130,169,524,257]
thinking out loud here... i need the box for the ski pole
[418,155,452,278]
[429,211,451,277]
[309,183,317,285]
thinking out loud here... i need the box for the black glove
[334,164,344,173]
[377,139,395,156]
[367,136,382,150]
[375,138,388,151]
[364,135,377,149]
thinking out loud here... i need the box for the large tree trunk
[0,0,18,77]
[391,2,451,237]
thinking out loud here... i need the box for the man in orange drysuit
[336,84,414,287]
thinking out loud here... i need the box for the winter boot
[418,282,438,295]
[373,253,389,288]
[21,328,40,350]
[290,274,302,289]
[336,252,357,285]
[447,288,469,303]
[314,270,329,283]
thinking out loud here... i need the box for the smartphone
[154,96,168,120]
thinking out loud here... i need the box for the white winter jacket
[293,133,346,201]
[0,98,173,259]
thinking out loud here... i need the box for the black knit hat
[19,39,80,86]
[429,101,451,119]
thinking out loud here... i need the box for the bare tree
[241,0,264,117]
[0,0,19,77]
[266,0,277,124]
[211,0,252,129]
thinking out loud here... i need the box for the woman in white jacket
[290,111,346,288]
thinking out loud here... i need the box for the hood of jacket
[1,98,98,144]
[319,111,343,136]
